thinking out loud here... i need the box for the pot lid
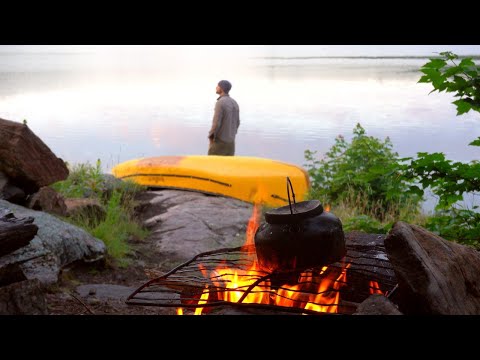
[264,200,324,224]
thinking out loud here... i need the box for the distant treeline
[256,55,480,60]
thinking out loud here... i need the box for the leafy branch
[399,51,480,246]
[418,51,480,115]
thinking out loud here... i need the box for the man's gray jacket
[208,94,240,143]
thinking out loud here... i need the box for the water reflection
[0,45,479,212]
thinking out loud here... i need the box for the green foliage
[302,52,480,244]
[90,190,149,266]
[398,51,480,246]
[304,123,422,221]
[51,159,105,198]
[399,152,480,247]
[51,160,149,264]
[400,153,480,210]
[469,137,480,146]
[323,187,426,235]
[419,51,480,115]
[342,215,392,234]
[425,209,480,249]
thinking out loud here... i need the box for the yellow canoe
[111,155,310,207]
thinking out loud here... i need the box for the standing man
[208,80,240,156]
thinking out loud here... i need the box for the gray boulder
[0,200,106,285]
[137,190,254,268]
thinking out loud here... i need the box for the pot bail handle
[286,176,297,215]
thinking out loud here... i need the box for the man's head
[216,80,232,95]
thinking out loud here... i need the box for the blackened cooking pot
[254,194,346,273]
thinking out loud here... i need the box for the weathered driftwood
[0,212,38,257]
[385,221,480,315]
[0,200,106,286]
[0,117,69,194]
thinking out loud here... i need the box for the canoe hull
[111,156,310,207]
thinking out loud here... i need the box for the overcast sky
[1,45,479,57]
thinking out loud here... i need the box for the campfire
[126,201,397,315]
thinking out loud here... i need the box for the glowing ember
[369,280,383,295]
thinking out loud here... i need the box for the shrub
[304,123,422,221]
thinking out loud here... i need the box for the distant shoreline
[254,55,480,60]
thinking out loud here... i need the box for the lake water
[1,45,479,212]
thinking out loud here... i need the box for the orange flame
[304,264,350,313]
[177,308,183,315]
[324,204,331,212]
[244,202,262,248]
[185,202,350,315]
[369,280,383,295]
[194,286,210,315]
[195,264,350,315]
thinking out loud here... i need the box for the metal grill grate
[126,235,397,315]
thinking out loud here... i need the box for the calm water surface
[1,45,479,211]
